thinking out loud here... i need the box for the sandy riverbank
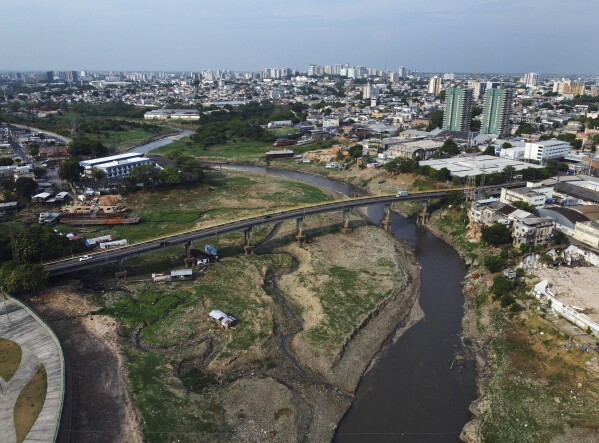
[28,286,143,443]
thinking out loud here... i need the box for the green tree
[502,165,516,181]
[91,168,106,181]
[67,137,108,157]
[481,223,512,246]
[483,145,496,155]
[484,255,507,273]
[440,139,460,156]
[551,230,569,245]
[129,164,161,189]
[13,225,84,263]
[58,158,84,182]
[14,177,36,199]
[501,142,512,150]
[348,144,364,159]
[160,166,185,185]
[426,110,444,130]
[512,200,537,214]
[491,275,517,307]
[446,190,465,206]
[33,167,47,178]
[28,143,40,157]
[515,123,534,135]
[0,157,14,166]
[0,262,47,295]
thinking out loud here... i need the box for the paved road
[43,191,450,276]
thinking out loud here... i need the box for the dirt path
[28,285,142,443]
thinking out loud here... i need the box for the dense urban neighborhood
[2,64,599,443]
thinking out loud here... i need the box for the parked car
[396,190,409,197]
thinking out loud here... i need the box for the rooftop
[554,182,599,204]
[80,152,142,167]
[419,155,543,178]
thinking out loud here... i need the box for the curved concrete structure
[0,296,64,443]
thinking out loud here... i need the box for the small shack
[170,268,194,281]
[191,249,214,266]
[152,273,172,283]
[208,310,237,329]
[265,149,294,160]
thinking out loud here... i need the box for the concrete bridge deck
[43,185,517,276]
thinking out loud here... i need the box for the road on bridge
[43,190,454,276]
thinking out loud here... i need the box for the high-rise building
[363,83,372,99]
[443,87,474,132]
[399,66,407,79]
[443,73,455,81]
[523,72,539,87]
[428,75,441,96]
[467,80,486,100]
[308,64,318,76]
[480,88,514,137]
[46,71,54,83]
[553,79,585,96]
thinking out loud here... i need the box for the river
[221,165,477,442]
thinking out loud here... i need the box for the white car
[79,255,92,262]
[396,190,409,197]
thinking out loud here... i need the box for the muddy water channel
[221,165,477,442]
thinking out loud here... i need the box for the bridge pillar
[381,203,392,231]
[296,216,306,244]
[184,257,196,268]
[115,259,127,279]
[417,200,430,225]
[244,226,254,255]
[342,208,352,233]
[184,241,192,258]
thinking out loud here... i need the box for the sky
[3,0,598,74]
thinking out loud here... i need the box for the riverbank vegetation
[1,103,173,151]
[428,206,599,442]
[52,168,414,442]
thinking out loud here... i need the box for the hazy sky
[3,0,598,74]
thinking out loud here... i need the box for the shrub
[484,255,507,273]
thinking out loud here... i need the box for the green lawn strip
[14,364,47,443]
[0,338,22,381]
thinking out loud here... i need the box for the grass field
[83,172,338,441]
[101,251,293,442]
[126,349,223,442]
[152,135,337,161]
[85,125,174,151]
[14,364,47,443]
[481,312,599,442]
[0,338,22,381]
[53,170,331,244]
[15,110,174,151]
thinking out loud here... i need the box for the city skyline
[3,0,598,74]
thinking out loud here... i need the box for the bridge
[42,185,513,276]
